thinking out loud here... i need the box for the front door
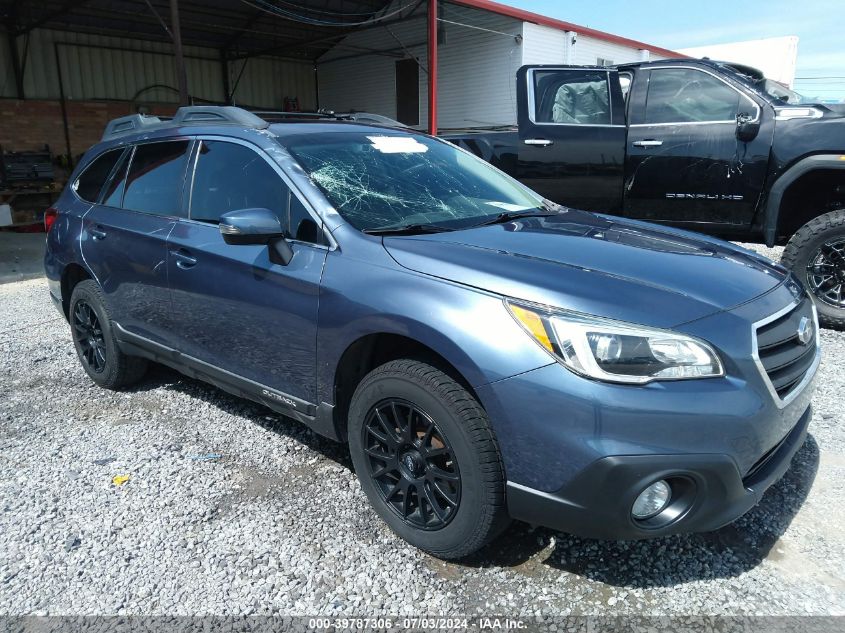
[623,66,772,229]
[81,140,192,345]
[516,66,627,212]
[166,138,328,405]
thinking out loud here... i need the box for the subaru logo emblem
[796,316,814,345]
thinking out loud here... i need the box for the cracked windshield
[285,132,545,231]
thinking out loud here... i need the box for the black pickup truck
[444,59,845,328]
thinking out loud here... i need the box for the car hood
[383,210,788,328]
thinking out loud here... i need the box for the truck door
[516,66,627,212]
[624,65,772,230]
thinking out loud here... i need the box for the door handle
[632,139,663,148]
[172,249,198,269]
[524,138,553,147]
[90,226,107,240]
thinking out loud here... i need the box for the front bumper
[506,404,811,539]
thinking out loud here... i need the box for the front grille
[755,298,818,400]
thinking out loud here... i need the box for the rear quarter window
[72,148,124,203]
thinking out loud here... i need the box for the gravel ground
[1,244,844,616]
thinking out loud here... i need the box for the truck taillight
[44,207,58,233]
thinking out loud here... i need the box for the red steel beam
[427,0,438,134]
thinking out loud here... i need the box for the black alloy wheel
[806,238,845,308]
[363,398,461,530]
[72,300,107,373]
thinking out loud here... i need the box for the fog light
[631,480,671,519]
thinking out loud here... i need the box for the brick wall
[0,98,178,161]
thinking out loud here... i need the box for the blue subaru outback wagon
[45,106,820,558]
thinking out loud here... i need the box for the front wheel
[348,359,509,559]
[782,209,845,330]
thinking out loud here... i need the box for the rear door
[81,140,192,344]
[623,65,772,228]
[165,137,329,405]
[516,65,627,212]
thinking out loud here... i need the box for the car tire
[348,359,509,559]
[69,279,148,389]
[782,209,845,330]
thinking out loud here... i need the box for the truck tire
[782,209,845,330]
[69,280,149,388]
[348,359,510,559]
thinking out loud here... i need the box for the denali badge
[796,316,814,345]
[665,193,744,201]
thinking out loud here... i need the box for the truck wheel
[69,280,149,389]
[782,209,845,330]
[348,359,509,559]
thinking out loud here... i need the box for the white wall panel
[317,2,523,128]
[521,23,567,65]
[575,36,651,67]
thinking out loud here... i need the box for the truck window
[644,68,741,124]
[532,70,611,125]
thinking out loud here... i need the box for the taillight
[44,207,58,233]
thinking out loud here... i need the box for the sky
[504,0,845,101]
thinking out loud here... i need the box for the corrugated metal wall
[0,28,316,109]
[317,3,523,129]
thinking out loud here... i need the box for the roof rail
[101,105,269,140]
[101,113,164,140]
[253,110,407,128]
[101,105,404,141]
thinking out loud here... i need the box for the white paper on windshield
[486,201,535,211]
[367,136,428,153]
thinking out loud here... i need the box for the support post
[219,49,231,104]
[427,0,438,134]
[6,31,24,99]
[169,0,189,105]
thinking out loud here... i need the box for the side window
[73,148,124,203]
[533,70,611,125]
[122,141,191,216]
[644,68,741,124]
[101,148,132,208]
[289,194,325,245]
[190,140,287,225]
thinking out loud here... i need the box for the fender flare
[764,154,845,246]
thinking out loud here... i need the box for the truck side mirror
[736,113,760,142]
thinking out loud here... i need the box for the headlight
[507,300,724,384]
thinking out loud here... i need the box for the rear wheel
[69,280,148,389]
[348,359,509,559]
[782,209,845,330]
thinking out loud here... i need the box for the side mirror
[736,112,760,142]
[219,207,294,266]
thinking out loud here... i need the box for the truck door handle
[90,226,107,240]
[524,138,553,147]
[632,139,663,148]
[172,249,198,269]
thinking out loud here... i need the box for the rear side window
[533,70,611,125]
[73,148,124,202]
[122,141,191,216]
[190,140,287,224]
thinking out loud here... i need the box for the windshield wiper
[470,208,560,228]
[362,223,455,236]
